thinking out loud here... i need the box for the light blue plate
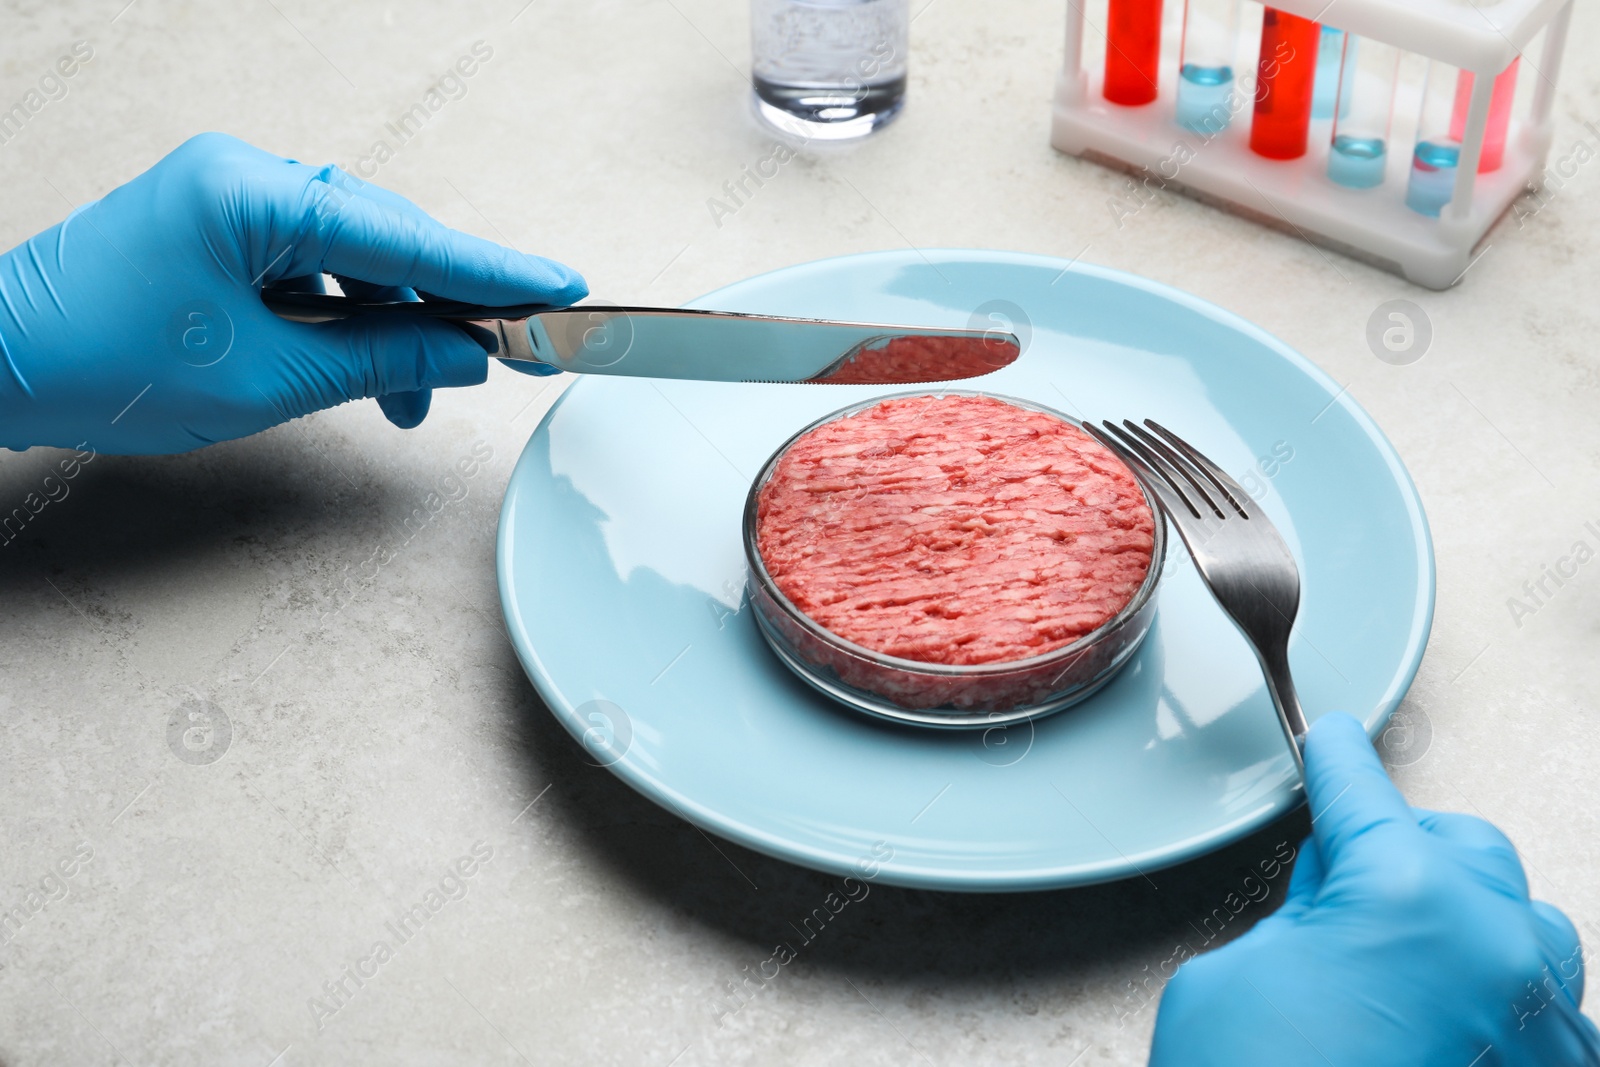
[497,250,1434,892]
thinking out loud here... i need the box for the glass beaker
[750,0,909,140]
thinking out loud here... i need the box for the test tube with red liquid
[1449,59,1519,172]
[1104,0,1164,106]
[1249,8,1321,160]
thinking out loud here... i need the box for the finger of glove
[499,357,564,377]
[1303,712,1418,869]
[1415,809,1530,901]
[319,314,488,398]
[333,179,564,300]
[347,274,447,425]
[328,178,576,306]
[377,389,432,429]
[1531,900,1588,1007]
[1571,1014,1600,1063]
[1272,835,1325,922]
[331,171,450,224]
[306,180,588,307]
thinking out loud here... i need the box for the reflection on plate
[497,250,1434,891]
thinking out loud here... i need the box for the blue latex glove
[0,133,585,455]
[1150,712,1600,1066]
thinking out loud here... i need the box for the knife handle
[260,289,560,324]
[259,289,562,364]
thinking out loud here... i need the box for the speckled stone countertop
[2,2,1598,1064]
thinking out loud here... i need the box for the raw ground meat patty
[819,334,1017,384]
[755,395,1156,666]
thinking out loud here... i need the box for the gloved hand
[0,132,586,455]
[1150,712,1600,1066]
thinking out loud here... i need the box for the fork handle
[1257,641,1310,775]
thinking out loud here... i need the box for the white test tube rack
[1050,0,1574,288]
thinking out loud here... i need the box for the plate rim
[496,248,1437,891]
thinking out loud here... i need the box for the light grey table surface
[2,1,1598,1064]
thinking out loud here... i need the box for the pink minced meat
[818,334,1018,384]
[756,395,1155,666]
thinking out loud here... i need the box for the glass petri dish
[742,391,1166,729]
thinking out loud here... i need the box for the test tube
[1326,37,1398,188]
[1311,26,1354,119]
[1249,8,1321,160]
[1104,0,1164,106]
[1176,0,1239,132]
[1405,60,1462,216]
[1449,58,1519,172]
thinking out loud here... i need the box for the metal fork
[1085,419,1309,774]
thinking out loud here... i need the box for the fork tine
[1089,421,1204,521]
[1144,420,1253,519]
[1118,421,1227,520]
[1082,421,1163,493]
[1082,421,1187,516]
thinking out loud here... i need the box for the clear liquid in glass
[750,0,909,139]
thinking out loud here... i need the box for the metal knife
[261,291,1020,385]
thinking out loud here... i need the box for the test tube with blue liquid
[1175,0,1239,133]
[1406,60,1462,216]
[1311,26,1354,119]
[1325,36,1397,189]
